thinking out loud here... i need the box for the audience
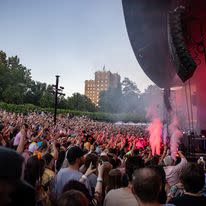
[0,110,205,206]
[57,190,89,206]
[169,163,206,206]
[105,169,122,194]
[132,168,174,206]
[104,156,144,206]
[0,146,35,206]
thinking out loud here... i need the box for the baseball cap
[66,146,87,163]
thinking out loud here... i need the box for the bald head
[132,168,161,203]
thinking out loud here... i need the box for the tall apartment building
[85,69,120,105]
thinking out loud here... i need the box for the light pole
[52,75,65,125]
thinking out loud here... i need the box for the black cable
[184,83,191,131]
[188,80,194,131]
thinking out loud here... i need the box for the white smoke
[169,115,183,160]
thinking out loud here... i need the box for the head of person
[43,153,54,170]
[66,146,87,168]
[180,163,205,194]
[56,150,66,172]
[90,144,95,153]
[99,154,109,164]
[23,123,29,132]
[146,155,160,166]
[58,190,89,206]
[84,153,98,171]
[125,156,145,183]
[24,155,45,187]
[62,180,91,201]
[147,165,166,186]
[132,168,162,204]
[84,142,91,151]
[163,155,174,166]
[0,147,24,206]
[147,165,167,204]
[106,169,122,193]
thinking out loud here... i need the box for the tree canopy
[0,51,97,112]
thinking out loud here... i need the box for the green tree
[0,51,7,65]
[67,93,97,112]
[39,85,54,108]
[0,51,32,103]
[24,81,47,105]
[98,83,122,113]
[0,52,9,100]
[120,78,141,113]
[2,85,23,104]
[58,95,68,109]
[122,77,141,97]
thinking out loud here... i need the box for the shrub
[0,102,147,123]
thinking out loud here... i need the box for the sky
[0,0,153,96]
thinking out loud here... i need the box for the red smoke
[148,118,163,155]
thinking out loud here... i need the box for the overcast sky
[0,0,153,96]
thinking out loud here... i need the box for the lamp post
[52,75,65,125]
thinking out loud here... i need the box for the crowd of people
[0,110,206,206]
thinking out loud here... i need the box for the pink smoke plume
[169,116,183,160]
[148,118,163,155]
[162,123,168,145]
[146,105,163,155]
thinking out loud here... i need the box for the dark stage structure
[122,0,206,132]
[122,0,206,156]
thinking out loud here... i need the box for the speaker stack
[168,6,197,82]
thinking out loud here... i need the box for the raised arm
[52,141,59,160]
[16,127,26,154]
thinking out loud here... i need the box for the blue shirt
[54,168,91,197]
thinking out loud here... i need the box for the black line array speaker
[168,7,197,82]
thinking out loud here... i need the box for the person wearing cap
[54,146,90,197]
[163,151,187,188]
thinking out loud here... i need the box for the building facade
[85,70,120,105]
